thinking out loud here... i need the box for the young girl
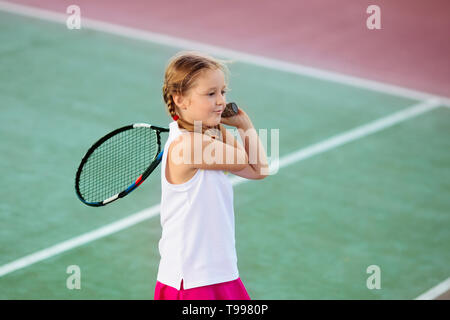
[154,51,269,300]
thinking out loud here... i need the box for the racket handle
[222,102,239,118]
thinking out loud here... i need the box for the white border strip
[415,277,450,300]
[0,1,449,105]
[0,99,441,278]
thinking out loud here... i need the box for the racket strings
[79,127,159,203]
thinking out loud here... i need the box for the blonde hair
[162,51,231,134]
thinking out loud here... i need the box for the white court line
[230,98,442,185]
[0,1,449,106]
[0,98,442,278]
[0,1,448,298]
[415,278,450,300]
[0,206,160,277]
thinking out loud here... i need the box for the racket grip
[221,102,239,118]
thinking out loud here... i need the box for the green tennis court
[0,11,449,299]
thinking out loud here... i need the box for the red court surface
[7,0,450,97]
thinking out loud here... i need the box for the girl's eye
[208,90,227,96]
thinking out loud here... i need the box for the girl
[155,51,269,300]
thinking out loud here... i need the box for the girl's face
[176,68,227,128]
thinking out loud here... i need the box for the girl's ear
[173,93,191,110]
[172,93,183,109]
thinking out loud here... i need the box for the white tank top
[157,121,239,290]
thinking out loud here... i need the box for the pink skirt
[154,278,251,300]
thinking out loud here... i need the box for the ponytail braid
[162,82,178,120]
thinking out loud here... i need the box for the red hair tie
[172,115,179,121]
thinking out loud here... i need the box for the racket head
[75,123,168,207]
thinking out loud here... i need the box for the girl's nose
[217,94,226,106]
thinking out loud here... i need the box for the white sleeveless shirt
[157,121,239,290]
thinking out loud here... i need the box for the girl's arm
[220,110,269,180]
[173,129,249,172]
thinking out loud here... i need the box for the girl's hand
[220,107,251,129]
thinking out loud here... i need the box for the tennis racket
[75,123,169,207]
[75,102,239,207]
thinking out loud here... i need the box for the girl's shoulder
[166,133,199,185]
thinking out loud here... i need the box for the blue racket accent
[156,150,163,161]
[122,150,165,196]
